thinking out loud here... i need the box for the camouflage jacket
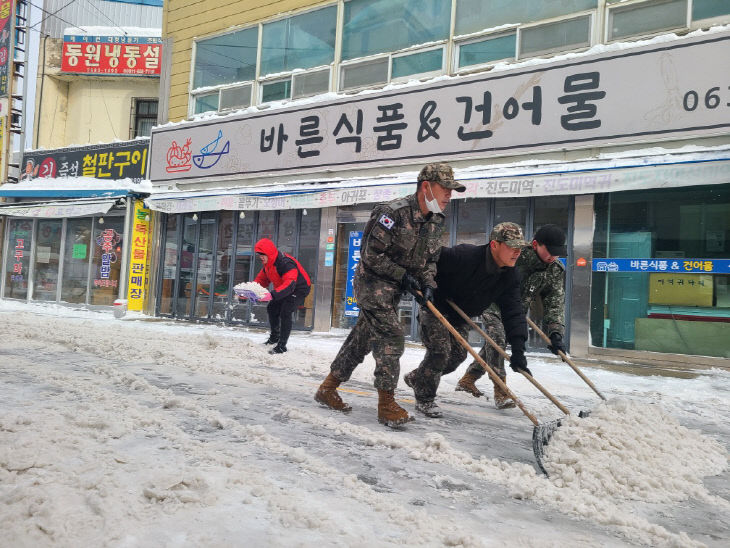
[354,193,445,308]
[487,245,566,336]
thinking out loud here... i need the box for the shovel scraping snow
[420,295,562,475]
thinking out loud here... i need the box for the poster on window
[344,231,362,317]
[61,34,162,76]
[127,200,151,310]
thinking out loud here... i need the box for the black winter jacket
[433,243,528,349]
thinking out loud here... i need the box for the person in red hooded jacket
[252,238,312,354]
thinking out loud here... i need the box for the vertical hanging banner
[0,0,12,96]
[344,231,362,317]
[127,200,151,310]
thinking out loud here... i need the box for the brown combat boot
[493,375,516,410]
[377,390,413,427]
[456,371,485,398]
[314,373,352,412]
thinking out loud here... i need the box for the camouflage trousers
[406,308,471,401]
[328,304,405,392]
[466,310,507,379]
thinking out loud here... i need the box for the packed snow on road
[1,300,728,547]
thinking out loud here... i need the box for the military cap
[534,224,567,256]
[489,222,527,248]
[417,163,466,192]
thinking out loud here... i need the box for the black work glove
[401,272,422,299]
[509,350,532,376]
[415,285,435,307]
[548,332,567,356]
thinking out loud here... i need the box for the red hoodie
[253,238,311,299]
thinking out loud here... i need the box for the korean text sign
[150,30,730,183]
[61,35,162,76]
[127,200,151,310]
[344,231,362,317]
[21,140,149,184]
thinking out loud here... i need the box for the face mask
[424,183,442,214]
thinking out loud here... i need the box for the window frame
[517,12,595,60]
[131,98,159,138]
[605,0,690,44]
[453,29,519,75]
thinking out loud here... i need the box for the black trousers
[267,287,309,346]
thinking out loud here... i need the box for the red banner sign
[61,36,162,76]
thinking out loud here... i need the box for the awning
[0,188,130,198]
[0,199,117,218]
[144,148,730,214]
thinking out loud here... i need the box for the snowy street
[1,301,728,547]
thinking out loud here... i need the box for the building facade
[0,0,162,311]
[84,1,730,366]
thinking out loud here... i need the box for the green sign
[72,243,87,259]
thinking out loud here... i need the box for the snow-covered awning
[144,146,730,213]
[0,199,117,218]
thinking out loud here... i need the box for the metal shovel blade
[532,419,562,477]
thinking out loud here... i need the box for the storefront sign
[344,231,362,317]
[592,258,730,274]
[20,140,149,184]
[93,227,122,289]
[649,273,713,307]
[61,34,162,76]
[145,156,730,212]
[150,29,730,184]
[127,200,151,310]
[0,0,12,97]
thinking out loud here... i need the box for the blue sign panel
[344,231,363,317]
[592,258,730,273]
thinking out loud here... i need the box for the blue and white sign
[592,258,730,273]
[344,231,363,317]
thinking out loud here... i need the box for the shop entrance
[330,195,574,350]
[157,209,321,329]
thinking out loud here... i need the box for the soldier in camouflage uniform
[457,224,568,409]
[315,163,465,427]
[404,222,530,418]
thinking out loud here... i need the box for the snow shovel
[445,300,571,416]
[420,297,560,475]
[525,317,607,402]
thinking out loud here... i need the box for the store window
[456,198,488,245]
[32,219,62,302]
[61,218,92,304]
[3,218,33,300]
[157,209,319,330]
[193,212,217,319]
[591,185,730,358]
[159,214,179,315]
[211,212,235,321]
[89,217,124,306]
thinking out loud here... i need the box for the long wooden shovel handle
[525,317,607,401]
[422,299,539,426]
[446,300,571,416]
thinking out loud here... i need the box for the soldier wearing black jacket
[404,222,530,418]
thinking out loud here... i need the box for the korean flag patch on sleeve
[379,214,395,230]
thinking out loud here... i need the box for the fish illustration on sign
[193,130,230,169]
